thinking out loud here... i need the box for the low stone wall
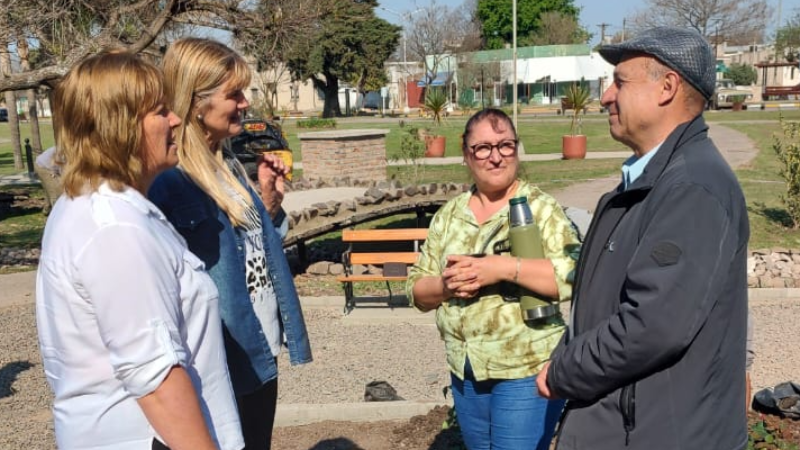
[749,249,800,288]
[2,245,798,291]
[298,129,389,183]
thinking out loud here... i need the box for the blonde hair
[55,51,163,196]
[163,37,254,227]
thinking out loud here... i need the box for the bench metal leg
[343,282,355,314]
[385,281,394,309]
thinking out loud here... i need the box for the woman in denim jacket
[149,38,312,450]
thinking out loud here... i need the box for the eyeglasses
[467,139,518,160]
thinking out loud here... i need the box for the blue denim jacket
[149,168,312,396]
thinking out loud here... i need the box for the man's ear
[659,72,681,105]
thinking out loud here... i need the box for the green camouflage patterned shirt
[407,180,579,381]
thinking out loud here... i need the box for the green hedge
[297,118,337,129]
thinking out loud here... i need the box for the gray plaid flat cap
[599,27,715,100]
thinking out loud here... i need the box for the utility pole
[622,19,626,42]
[512,0,518,129]
[775,0,783,62]
[598,23,610,44]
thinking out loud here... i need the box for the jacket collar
[625,115,708,192]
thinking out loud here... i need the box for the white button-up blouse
[36,183,243,450]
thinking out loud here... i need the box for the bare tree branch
[628,0,772,45]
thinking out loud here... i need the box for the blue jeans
[451,358,565,450]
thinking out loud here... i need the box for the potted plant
[562,83,592,160]
[423,87,448,157]
[730,94,747,112]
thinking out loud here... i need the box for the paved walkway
[548,123,759,212]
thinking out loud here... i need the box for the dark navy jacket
[548,117,749,450]
[149,168,312,396]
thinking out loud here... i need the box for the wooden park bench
[336,228,428,313]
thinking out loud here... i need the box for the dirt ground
[272,405,464,450]
[272,405,800,450]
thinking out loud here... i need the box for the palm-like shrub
[565,83,592,136]
[424,87,448,128]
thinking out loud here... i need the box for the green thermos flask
[508,196,559,322]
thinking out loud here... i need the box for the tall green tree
[283,0,400,117]
[524,11,591,46]
[776,13,800,62]
[476,0,581,49]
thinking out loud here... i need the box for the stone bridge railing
[283,178,470,249]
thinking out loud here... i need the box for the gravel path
[2,295,799,449]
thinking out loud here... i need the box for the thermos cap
[509,196,533,226]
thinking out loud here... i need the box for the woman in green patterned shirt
[406,108,580,450]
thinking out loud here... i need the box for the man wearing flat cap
[536,27,749,449]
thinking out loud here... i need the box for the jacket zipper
[568,191,616,340]
[620,384,636,445]
[553,401,572,447]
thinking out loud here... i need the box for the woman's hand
[442,254,512,299]
[258,153,288,218]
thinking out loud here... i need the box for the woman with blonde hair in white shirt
[36,50,243,450]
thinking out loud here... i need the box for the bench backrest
[341,228,428,243]
[342,228,428,266]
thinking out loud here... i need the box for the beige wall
[246,64,322,116]
[721,43,800,88]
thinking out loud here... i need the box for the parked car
[711,79,754,110]
[0,108,7,122]
[227,118,291,180]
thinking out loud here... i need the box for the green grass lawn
[725,121,800,249]
[0,184,47,249]
[280,116,626,161]
[0,121,55,176]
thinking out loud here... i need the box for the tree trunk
[0,24,23,170]
[26,89,42,154]
[18,39,43,155]
[3,90,23,170]
[317,74,341,118]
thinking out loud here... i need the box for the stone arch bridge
[283,179,470,263]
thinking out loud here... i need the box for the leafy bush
[728,62,757,86]
[730,94,748,104]
[748,416,799,450]
[390,123,426,184]
[297,118,337,129]
[772,119,800,229]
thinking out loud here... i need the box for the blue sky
[376,0,800,45]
